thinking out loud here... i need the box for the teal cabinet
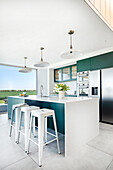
[77,52,113,72]
[91,52,113,70]
[77,58,91,72]
[54,64,77,82]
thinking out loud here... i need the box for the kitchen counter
[8,95,95,104]
[8,95,99,157]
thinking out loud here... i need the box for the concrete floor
[0,114,113,170]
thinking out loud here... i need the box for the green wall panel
[77,58,91,72]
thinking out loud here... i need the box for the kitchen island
[8,95,99,157]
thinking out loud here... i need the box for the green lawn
[0,90,36,101]
[0,100,5,104]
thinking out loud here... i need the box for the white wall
[49,68,55,94]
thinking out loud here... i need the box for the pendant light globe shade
[18,57,32,73]
[34,61,50,67]
[19,67,32,73]
[34,47,50,67]
[60,51,82,59]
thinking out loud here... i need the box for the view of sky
[0,65,36,90]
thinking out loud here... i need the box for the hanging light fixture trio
[19,30,81,71]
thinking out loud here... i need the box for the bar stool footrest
[44,138,57,145]
[28,136,57,146]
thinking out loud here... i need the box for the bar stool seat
[28,108,60,167]
[17,106,40,152]
[9,103,28,142]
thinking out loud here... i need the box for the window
[0,65,36,104]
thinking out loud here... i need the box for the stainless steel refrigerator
[101,67,113,124]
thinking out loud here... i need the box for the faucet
[40,85,43,97]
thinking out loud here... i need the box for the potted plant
[53,83,70,99]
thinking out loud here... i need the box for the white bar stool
[9,103,28,142]
[27,108,60,167]
[17,106,40,152]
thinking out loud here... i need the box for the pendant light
[19,57,32,73]
[61,30,82,59]
[34,47,50,67]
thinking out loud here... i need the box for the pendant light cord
[24,57,27,68]
[70,34,73,53]
[41,49,43,61]
[68,30,74,54]
[40,47,44,62]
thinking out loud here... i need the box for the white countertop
[8,95,98,104]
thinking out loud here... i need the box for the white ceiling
[0,0,113,69]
